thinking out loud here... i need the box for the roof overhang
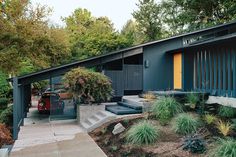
[167,33,236,54]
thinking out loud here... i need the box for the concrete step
[105,104,142,115]
[122,96,144,106]
[117,101,142,110]
[80,111,115,132]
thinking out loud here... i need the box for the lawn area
[90,95,236,157]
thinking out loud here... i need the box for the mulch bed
[89,114,213,157]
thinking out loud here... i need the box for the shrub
[173,113,200,135]
[126,121,159,145]
[0,123,13,148]
[183,136,206,154]
[218,106,235,118]
[0,106,13,127]
[211,138,236,157]
[185,93,199,109]
[216,120,232,136]
[0,98,8,110]
[63,67,113,103]
[204,114,217,125]
[152,97,183,125]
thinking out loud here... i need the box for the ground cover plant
[211,138,236,157]
[185,93,199,109]
[126,120,159,145]
[218,106,235,118]
[173,113,201,135]
[152,96,183,125]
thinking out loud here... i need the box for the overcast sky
[31,0,140,31]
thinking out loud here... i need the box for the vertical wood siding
[104,64,143,96]
[194,47,236,97]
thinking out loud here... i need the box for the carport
[11,46,144,139]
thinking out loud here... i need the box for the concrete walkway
[10,103,107,157]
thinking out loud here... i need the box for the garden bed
[90,95,236,157]
[90,115,211,157]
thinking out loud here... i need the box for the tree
[120,19,143,45]
[160,0,236,34]
[132,0,162,42]
[64,8,131,60]
[0,0,71,75]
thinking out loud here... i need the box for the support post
[13,77,19,140]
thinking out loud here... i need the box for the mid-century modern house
[11,20,236,139]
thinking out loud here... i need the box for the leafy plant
[126,121,159,145]
[0,98,8,110]
[152,97,183,125]
[63,67,113,104]
[173,113,200,135]
[0,106,13,127]
[216,120,232,136]
[211,138,236,157]
[0,123,13,148]
[183,135,206,154]
[218,106,235,118]
[204,114,217,125]
[185,93,199,109]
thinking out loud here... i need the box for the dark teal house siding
[143,38,183,91]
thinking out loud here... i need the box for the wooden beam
[228,49,232,96]
[197,51,201,90]
[233,49,236,97]
[209,50,213,91]
[213,49,217,92]
[205,50,209,91]
[223,49,226,96]
[218,49,222,95]
[201,51,205,90]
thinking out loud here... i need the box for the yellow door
[174,52,182,89]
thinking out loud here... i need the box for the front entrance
[173,52,182,89]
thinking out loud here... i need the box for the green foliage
[64,8,131,60]
[126,121,159,145]
[160,0,236,35]
[0,71,10,97]
[211,138,236,157]
[120,19,143,46]
[204,114,217,125]
[185,93,199,108]
[173,113,200,135]
[63,67,113,103]
[152,97,183,125]
[132,0,162,42]
[0,105,13,127]
[0,0,71,75]
[183,136,206,154]
[218,106,235,118]
[0,98,8,109]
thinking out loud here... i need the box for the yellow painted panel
[174,52,182,89]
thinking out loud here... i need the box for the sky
[31,0,140,31]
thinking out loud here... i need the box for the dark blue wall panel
[143,38,183,91]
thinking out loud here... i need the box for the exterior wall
[143,38,183,91]
[192,43,236,98]
[183,51,195,91]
